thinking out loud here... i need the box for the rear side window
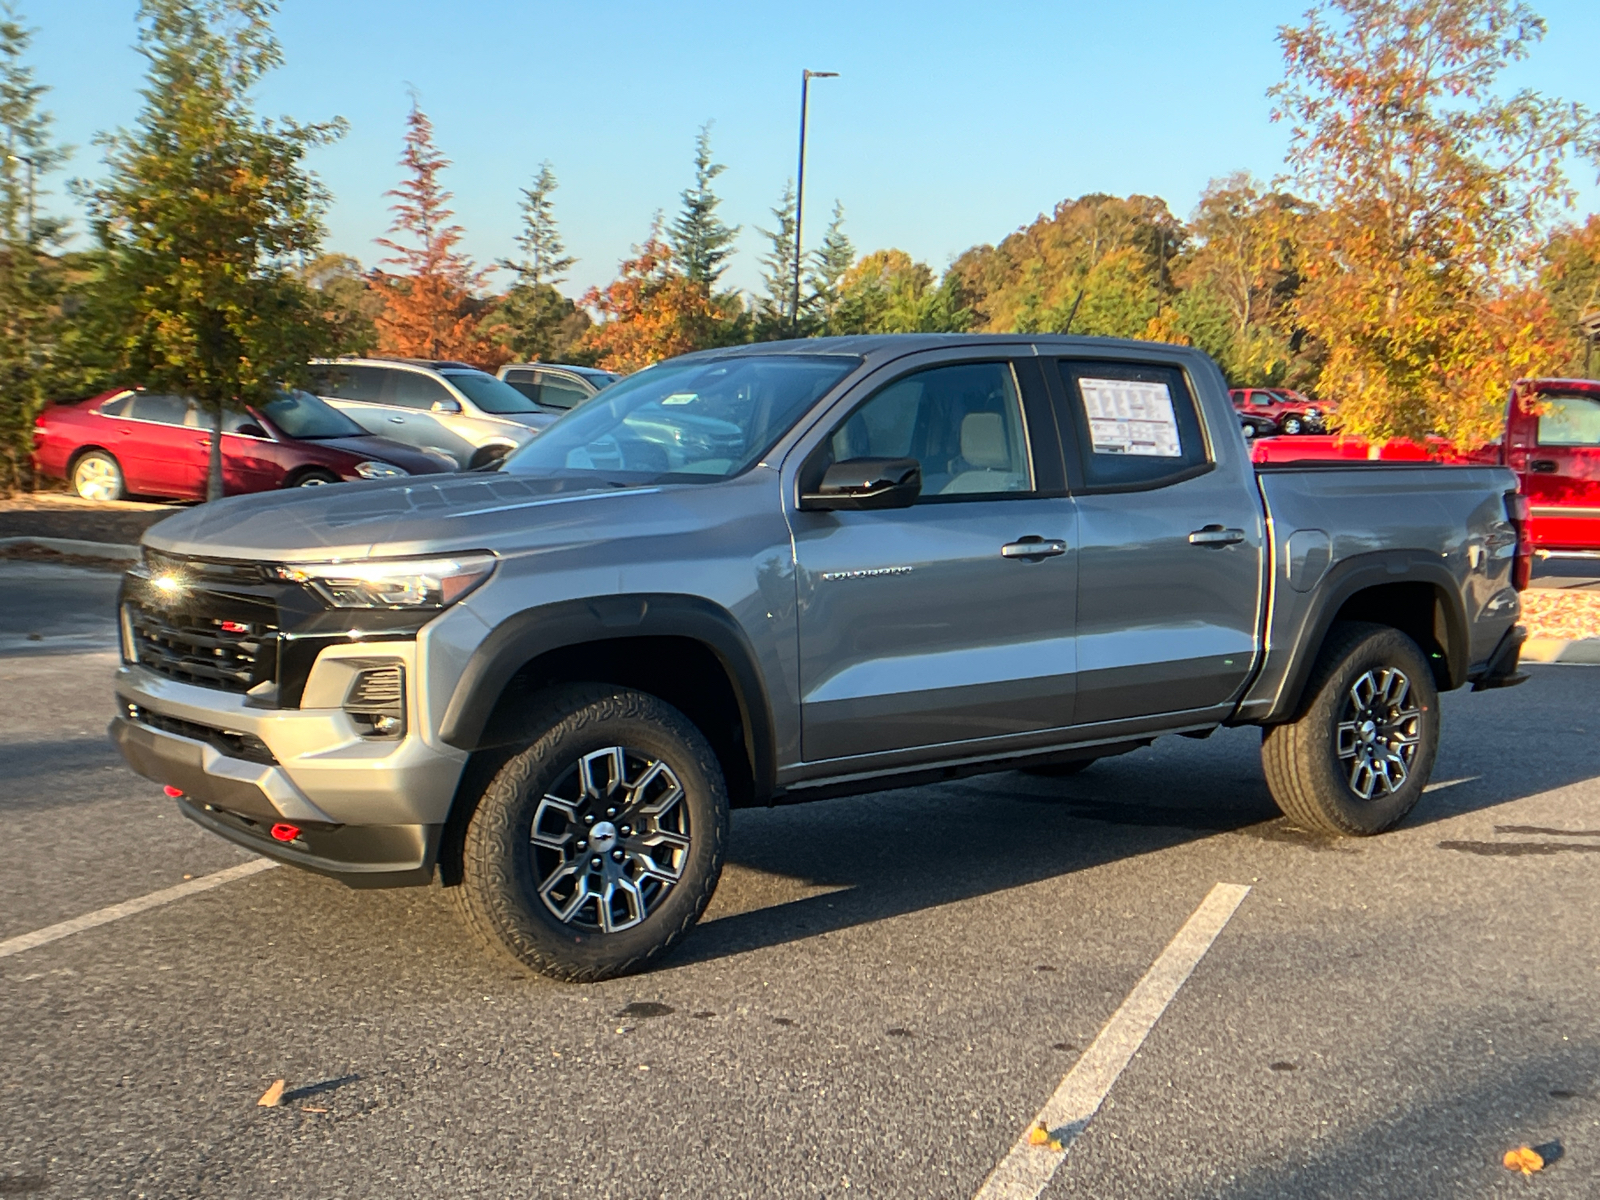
[1536,394,1600,447]
[1055,360,1210,491]
[98,393,133,417]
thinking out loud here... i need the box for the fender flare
[1264,551,1472,723]
[438,593,777,800]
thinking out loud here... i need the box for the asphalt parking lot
[2,561,1597,1199]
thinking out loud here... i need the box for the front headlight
[276,553,496,609]
[355,460,409,480]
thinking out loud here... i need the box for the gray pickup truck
[110,335,1531,981]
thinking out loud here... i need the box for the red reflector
[163,785,184,798]
[270,823,302,843]
[219,620,249,634]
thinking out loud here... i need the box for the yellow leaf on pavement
[257,1079,285,1108]
[1503,1146,1544,1175]
[1027,1122,1063,1152]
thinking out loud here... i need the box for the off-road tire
[1261,621,1439,836]
[448,684,729,982]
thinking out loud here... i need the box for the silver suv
[306,358,560,469]
[496,363,620,414]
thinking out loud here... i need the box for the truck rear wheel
[449,685,729,982]
[1261,622,1439,836]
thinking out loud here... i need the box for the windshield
[252,390,367,440]
[442,370,540,414]
[499,355,860,484]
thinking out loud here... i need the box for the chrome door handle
[1001,538,1068,560]
[1189,526,1246,547]
[388,416,406,424]
[1529,459,1557,473]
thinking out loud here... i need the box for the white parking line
[974,882,1251,1200]
[0,859,278,960]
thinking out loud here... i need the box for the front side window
[390,370,454,411]
[500,354,859,485]
[1057,361,1211,491]
[1536,394,1600,447]
[824,361,1033,499]
[253,390,367,440]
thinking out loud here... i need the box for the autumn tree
[87,0,343,500]
[948,193,1183,337]
[669,123,739,287]
[829,249,970,335]
[0,3,68,493]
[578,219,743,373]
[1541,215,1600,375]
[373,103,496,365]
[1167,173,1315,386]
[1273,0,1600,445]
[492,160,589,363]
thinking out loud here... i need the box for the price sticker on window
[1079,378,1182,457]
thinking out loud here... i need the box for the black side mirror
[800,457,922,511]
[432,398,462,415]
[234,422,268,438]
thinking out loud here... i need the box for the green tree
[753,180,798,339]
[669,123,739,287]
[830,249,971,335]
[806,201,854,335]
[86,0,344,500]
[494,160,587,362]
[0,4,69,493]
[300,253,380,356]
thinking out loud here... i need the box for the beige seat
[941,412,1026,494]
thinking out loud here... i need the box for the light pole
[792,69,838,338]
[7,153,34,246]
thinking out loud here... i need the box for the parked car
[112,334,1528,982]
[1230,387,1333,435]
[496,363,621,415]
[1237,410,1278,440]
[31,387,454,502]
[305,358,562,469]
[1246,378,1600,554]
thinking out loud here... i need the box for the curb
[0,536,139,564]
[1522,636,1600,665]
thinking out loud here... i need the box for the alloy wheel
[74,457,120,501]
[1336,667,1421,800]
[530,746,691,933]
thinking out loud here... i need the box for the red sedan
[32,388,456,501]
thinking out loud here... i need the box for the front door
[1510,387,1600,551]
[792,356,1078,764]
[1049,358,1265,726]
[120,393,209,499]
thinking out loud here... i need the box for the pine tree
[493,160,585,362]
[806,201,853,334]
[753,180,797,339]
[87,0,344,500]
[374,102,494,363]
[0,3,68,493]
[669,123,738,287]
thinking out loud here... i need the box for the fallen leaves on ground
[1520,590,1600,640]
[1503,1146,1545,1175]
[1028,1122,1063,1152]
[257,1079,285,1108]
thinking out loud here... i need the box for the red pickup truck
[1249,377,1600,552]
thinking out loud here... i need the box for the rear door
[791,352,1079,763]
[120,393,208,498]
[1511,387,1600,551]
[306,364,392,437]
[1048,358,1265,726]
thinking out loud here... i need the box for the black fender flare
[1265,551,1472,723]
[438,593,777,800]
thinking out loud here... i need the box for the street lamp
[791,69,838,338]
[7,153,34,246]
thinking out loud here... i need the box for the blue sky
[33,0,1600,299]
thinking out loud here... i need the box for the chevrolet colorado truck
[110,335,1532,981]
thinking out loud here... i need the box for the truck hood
[142,473,682,562]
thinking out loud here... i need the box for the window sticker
[1079,378,1182,457]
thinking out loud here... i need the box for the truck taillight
[1505,490,1533,591]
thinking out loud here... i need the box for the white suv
[496,363,620,414]
[306,359,561,469]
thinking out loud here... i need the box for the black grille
[126,703,278,765]
[126,600,278,693]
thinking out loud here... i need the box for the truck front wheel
[1261,622,1439,836]
[449,685,730,982]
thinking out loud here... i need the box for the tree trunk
[207,406,225,501]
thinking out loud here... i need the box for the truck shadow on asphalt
[677,714,1599,968]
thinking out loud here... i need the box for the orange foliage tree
[578,223,743,373]
[373,103,499,365]
[1272,0,1600,446]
